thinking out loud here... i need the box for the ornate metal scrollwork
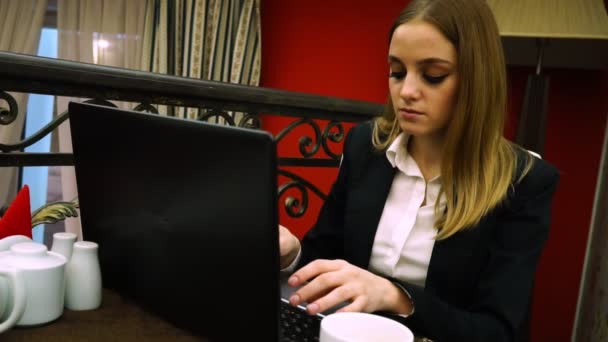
[275,118,345,160]
[133,102,159,114]
[275,118,321,158]
[197,108,236,126]
[198,109,260,129]
[82,98,117,107]
[0,110,70,152]
[0,97,120,153]
[279,181,308,218]
[321,121,345,159]
[0,91,18,126]
[278,169,329,218]
[237,113,261,129]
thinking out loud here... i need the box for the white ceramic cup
[320,312,414,342]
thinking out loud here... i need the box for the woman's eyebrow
[388,55,453,67]
[388,55,403,64]
[417,57,454,67]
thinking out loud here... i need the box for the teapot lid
[0,242,66,269]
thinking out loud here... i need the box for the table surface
[2,288,207,341]
[2,288,429,342]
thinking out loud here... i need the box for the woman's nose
[400,74,421,101]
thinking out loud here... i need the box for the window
[21,27,58,243]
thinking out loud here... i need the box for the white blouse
[368,133,445,287]
[283,133,446,288]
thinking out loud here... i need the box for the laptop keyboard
[280,299,323,342]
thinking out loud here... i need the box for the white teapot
[0,241,67,333]
[0,235,31,252]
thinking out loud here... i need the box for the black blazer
[297,121,560,341]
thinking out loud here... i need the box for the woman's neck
[407,134,444,182]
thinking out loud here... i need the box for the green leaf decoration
[31,197,80,228]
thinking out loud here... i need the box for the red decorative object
[0,185,33,239]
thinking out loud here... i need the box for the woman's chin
[398,121,425,137]
[398,120,446,140]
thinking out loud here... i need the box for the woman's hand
[279,225,301,269]
[287,259,413,315]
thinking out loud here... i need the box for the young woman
[279,0,560,340]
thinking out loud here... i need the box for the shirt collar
[386,133,405,167]
[385,133,441,182]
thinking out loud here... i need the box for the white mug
[320,312,414,342]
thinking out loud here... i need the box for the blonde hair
[373,0,534,239]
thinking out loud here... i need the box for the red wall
[259,0,406,239]
[507,67,608,341]
[260,1,608,341]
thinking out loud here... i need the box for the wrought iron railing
[0,51,382,221]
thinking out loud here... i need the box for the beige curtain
[143,0,261,119]
[54,0,261,238]
[55,0,151,238]
[0,0,47,208]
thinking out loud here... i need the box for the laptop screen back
[69,102,280,341]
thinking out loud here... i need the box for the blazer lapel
[346,152,396,268]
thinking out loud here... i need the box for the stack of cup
[50,232,102,311]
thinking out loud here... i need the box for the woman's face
[388,20,459,139]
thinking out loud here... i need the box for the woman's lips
[399,108,423,119]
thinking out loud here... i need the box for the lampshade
[487,0,608,69]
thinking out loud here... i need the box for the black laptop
[69,102,287,341]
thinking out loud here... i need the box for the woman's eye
[389,71,406,79]
[423,74,448,85]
